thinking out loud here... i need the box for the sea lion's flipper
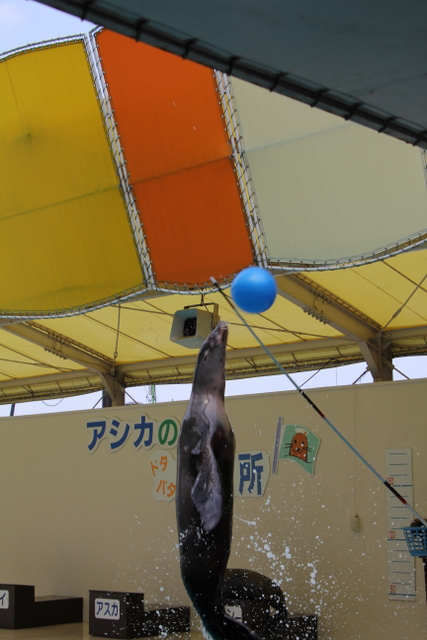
[191,444,222,532]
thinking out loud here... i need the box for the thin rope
[299,358,335,388]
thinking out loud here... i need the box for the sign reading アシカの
[86,415,180,453]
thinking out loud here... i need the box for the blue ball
[231,267,277,313]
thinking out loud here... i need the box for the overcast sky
[0,0,94,52]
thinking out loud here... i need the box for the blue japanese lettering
[109,419,130,450]
[133,415,154,449]
[87,421,107,452]
[238,452,264,495]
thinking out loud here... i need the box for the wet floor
[0,623,205,640]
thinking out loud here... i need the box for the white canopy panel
[232,79,427,265]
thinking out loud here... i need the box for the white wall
[0,378,426,639]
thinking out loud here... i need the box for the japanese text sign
[94,598,120,620]
[150,450,177,502]
[234,450,270,498]
[86,415,180,453]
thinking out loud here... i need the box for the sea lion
[176,322,262,640]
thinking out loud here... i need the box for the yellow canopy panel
[0,245,426,404]
[310,251,427,328]
[0,39,143,316]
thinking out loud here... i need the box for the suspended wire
[299,358,335,388]
[116,302,338,340]
[113,304,121,363]
[352,366,370,385]
[225,320,336,341]
[392,365,410,381]
[88,313,171,359]
[117,305,173,316]
[42,398,64,407]
[380,271,427,333]
[91,392,104,410]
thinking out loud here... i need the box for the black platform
[89,590,190,638]
[0,584,83,629]
[222,568,317,640]
[224,598,317,640]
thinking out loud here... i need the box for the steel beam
[2,322,114,374]
[0,321,426,403]
[275,274,394,380]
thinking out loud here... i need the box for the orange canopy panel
[133,158,251,285]
[95,29,254,285]
[0,40,143,316]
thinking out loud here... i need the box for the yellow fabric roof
[0,39,143,314]
[0,32,426,405]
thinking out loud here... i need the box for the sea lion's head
[192,322,228,397]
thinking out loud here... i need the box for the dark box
[140,604,190,637]
[0,584,83,629]
[89,590,190,638]
[89,591,145,639]
[223,596,317,640]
